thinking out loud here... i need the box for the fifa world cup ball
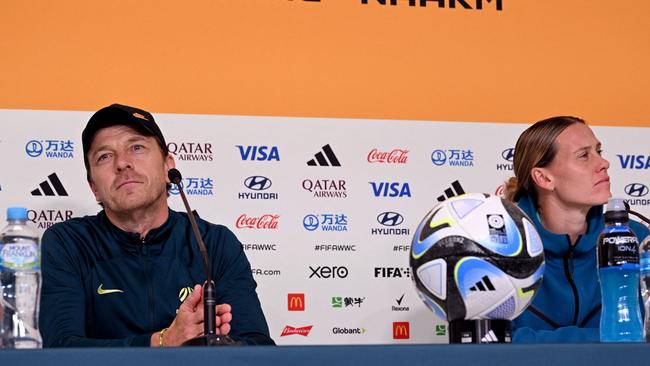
[410,193,545,321]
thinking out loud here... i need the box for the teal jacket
[39,209,274,347]
[512,194,649,342]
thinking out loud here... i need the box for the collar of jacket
[98,208,177,254]
[516,192,603,256]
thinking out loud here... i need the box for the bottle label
[598,231,639,267]
[0,241,40,270]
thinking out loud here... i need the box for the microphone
[623,201,650,229]
[168,168,240,346]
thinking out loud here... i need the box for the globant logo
[367,148,408,164]
[167,142,213,162]
[332,296,365,308]
[301,179,347,198]
[28,209,73,229]
[237,145,280,161]
[431,149,474,167]
[496,148,514,171]
[239,176,278,200]
[236,214,280,229]
[303,214,348,232]
[332,327,366,335]
[280,325,312,337]
[617,154,650,169]
[371,212,410,236]
[624,183,650,206]
[369,182,412,198]
[169,177,214,196]
[25,139,74,158]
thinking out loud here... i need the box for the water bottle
[0,207,42,348]
[641,235,650,342]
[597,198,643,342]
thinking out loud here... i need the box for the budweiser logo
[367,149,408,164]
[280,325,313,337]
[236,214,280,229]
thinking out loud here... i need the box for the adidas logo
[436,180,465,202]
[31,173,68,196]
[307,144,341,167]
[480,329,499,343]
[469,276,495,292]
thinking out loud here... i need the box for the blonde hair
[504,116,586,203]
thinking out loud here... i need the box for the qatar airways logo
[167,142,213,162]
[367,149,408,164]
[235,214,280,229]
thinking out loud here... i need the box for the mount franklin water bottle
[0,207,42,348]
[598,198,643,342]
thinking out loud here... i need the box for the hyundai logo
[25,140,44,157]
[377,212,404,227]
[303,215,319,231]
[430,150,447,166]
[625,183,649,197]
[244,176,272,191]
[501,148,515,162]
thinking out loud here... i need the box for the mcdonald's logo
[392,322,410,339]
[288,293,305,311]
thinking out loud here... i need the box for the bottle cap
[604,198,629,223]
[605,198,626,212]
[6,207,28,220]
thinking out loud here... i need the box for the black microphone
[168,168,240,346]
[623,201,650,229]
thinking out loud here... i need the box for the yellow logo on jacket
[97,284,124,295]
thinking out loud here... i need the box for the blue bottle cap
[6,207,28,220]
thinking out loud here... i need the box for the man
[39,104,275,347]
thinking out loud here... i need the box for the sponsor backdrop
[1,110,648,345]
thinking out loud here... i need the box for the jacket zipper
[142,240,155,330]
[563,235,581,326]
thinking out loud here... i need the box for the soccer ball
[410,193,545,321]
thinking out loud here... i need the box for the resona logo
[617,154,650,170]
[25,139,74,158]
[303,214,348,232]
[392,294,409,312]
[309,265,348,279]
[239,176,278,200]
[431,149,474,167]
[236,214,280,229]
[374,267,411,278]
[624,183,650,206]
[169,177,214,196]
[167,142,213,162]
[237,145,280,161]
[302,179,347,198]
[496,148,514,171]
[28,209,73,229]
[367,148,408,164]
[371,212,410,236]
[370,182,411,198]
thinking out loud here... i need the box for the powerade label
[0,241,40,270]
[598,231,639,268]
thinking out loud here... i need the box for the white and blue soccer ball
[410,193,545,321]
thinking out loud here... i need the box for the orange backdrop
[1,0,649,126]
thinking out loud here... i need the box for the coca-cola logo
[367,149,409,164]
[236,214,280,229]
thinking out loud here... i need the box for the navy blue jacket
[39,209,274,347]
[513,194,649,342]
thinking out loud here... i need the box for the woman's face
[542,123,611,208]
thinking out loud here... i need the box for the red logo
[288,293,305,311]
[280,325,313,337]
[494,184,506,197]
[236,214,280,229]
[392,322,410,339]
[367,149,409,164]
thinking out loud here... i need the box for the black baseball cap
[82,104,168,171]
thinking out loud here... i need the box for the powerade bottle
[598,198,643,342]
[0,207,42,348]
[640,235,650,342]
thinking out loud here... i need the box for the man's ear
[531,167,555,192]
[164,154,176,184]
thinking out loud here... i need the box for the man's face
[87,125,174,215]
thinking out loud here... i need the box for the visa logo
[369,182,411,198]
[617,155,650,169]
[237,145,280,161]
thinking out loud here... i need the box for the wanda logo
[367,149,408,164]
[280,325,313,337]
[236,214,280,229]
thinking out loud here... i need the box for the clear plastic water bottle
[598,198,643,342]
[0,207,42,348]
[640,235,650,342]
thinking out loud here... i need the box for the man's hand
[150,284,233,347]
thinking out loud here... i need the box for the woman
[505,116,649,342]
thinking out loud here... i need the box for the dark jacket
[39,209,275,347]
[513,194,649,342]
